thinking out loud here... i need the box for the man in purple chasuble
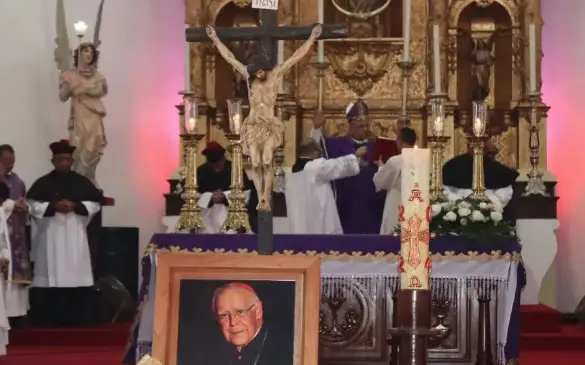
[311,99,385,234]
[0,145,31,322]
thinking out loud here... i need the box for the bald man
[209,283,292,365]
[285,139,366,234]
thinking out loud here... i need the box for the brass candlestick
[221,133,251,232]
[397,61,416,126]
[469,101,489,200]
[427,95,450,199]
[222,98,250,232]
[310,62,330,110]
[175,132,205,232]
[469,135,490,200]
[523,92,549,196]
[175,94,205,232]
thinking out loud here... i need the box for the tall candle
[185,25,191,92]
[528,24,537,93]
[402,0,411,62]
[432,24,441,93]
[399,147,431,290]
[277,40,285,92]
[317,0,325,63]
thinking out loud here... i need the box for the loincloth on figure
[241,114,285,156]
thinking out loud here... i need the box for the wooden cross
[186,10,347,254]
[185,10,348,66]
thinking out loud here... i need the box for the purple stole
[4,173,32,284]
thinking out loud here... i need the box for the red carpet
[3,308,585,364]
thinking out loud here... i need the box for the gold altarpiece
[180,0,546,363]
[182,0,548,176]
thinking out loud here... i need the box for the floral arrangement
[394,197,516,243]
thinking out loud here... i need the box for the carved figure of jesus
[458,27,508,101]
[206,24,322,211]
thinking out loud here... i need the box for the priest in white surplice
[0,182,13,355]
[285,139,365,234]
[26,140,103,327]
[373,127,417,234]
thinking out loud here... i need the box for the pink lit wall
[0,0,185,251]
[542,0,585,311]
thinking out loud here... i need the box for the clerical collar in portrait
[226,326,268,365]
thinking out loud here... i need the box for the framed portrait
[151,253,321,365]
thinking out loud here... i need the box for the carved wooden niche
[456,2,514,137]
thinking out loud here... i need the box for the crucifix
[186,9,347,255]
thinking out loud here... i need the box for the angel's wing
[93,0,105,68]
[54,0,72,72]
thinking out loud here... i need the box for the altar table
[124,234,525,365]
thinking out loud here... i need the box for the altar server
[373,127,417,234]
[27,140,103,327]
[311,99,385,233]
[285,139,365,234]
[0,182,12,355]
[196,141,257,233]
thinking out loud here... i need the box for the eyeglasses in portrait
[177,280,295,365]
[151,254,320,365]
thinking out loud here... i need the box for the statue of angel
[54,0,107,187]
[457,26,512,101]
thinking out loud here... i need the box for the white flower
[479,202,488,209]
[443,211,457,221]
[431,204,442,216]
[458,201,472,209]
[460,218,468,225]
[491,203,504,213]
[458,207,471,217]
[471,210,485,222]
[490,211,503,222]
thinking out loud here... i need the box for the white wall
[542,0,585,312]
[0,0,184,252]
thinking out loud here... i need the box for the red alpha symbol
[400,215,430,269]
[408,189,424,202]
[397,257,405,273]
[398,205,405,222]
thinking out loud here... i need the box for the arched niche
[456,2,512,111]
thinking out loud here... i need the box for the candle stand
[523,92,549,196]
[468,135,490,201]
[397,61,416,127]
[427,93,450,200]
[310,62,330,111]
[175,132,205,233]
[220,133,251,233]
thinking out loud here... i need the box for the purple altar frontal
[124,234,525,365]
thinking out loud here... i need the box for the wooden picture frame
[152,253,321,365]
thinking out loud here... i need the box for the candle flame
[187,117,196,132]
[232,114,241,134]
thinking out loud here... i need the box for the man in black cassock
[442,141,519,221]
[196,141,258,233]
[27,140,103,327]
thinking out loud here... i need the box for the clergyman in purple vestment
[310,99,385,234]
[0,145,31,318]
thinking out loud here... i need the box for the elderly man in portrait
[206,282,293,365]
